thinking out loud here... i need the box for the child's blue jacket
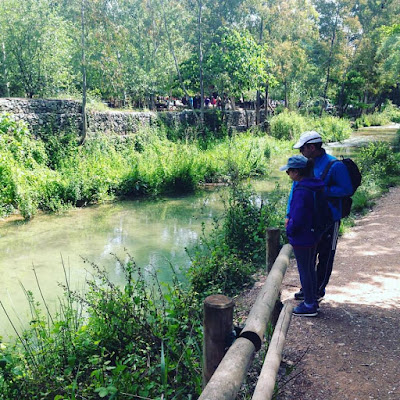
[286,177,325,247]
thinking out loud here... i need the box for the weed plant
[269,111,352,143]
[354,101,400,129]
[347,141,400,215]
[0,257,203,399]
[188,181,287,298]
[0,114,271,219]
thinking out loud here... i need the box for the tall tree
[0,0,75,97]
[243,0,318,110]
[80,0,88,143]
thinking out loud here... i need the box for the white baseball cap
[293,131,322,149]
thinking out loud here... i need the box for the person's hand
[285,218,289,228]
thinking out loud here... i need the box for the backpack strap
[321,159,338,181]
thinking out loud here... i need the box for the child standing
[280,155,325,317]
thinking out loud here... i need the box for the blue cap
[279,155,308,171]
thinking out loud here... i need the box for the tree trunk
[256,16,264,125]
[338,79,346,117]
[160,0,199,122]
[2,42,10,97]
[230,96,236,111]
[80,0,88,145]
[265,82,270,117]
[321,7,339,116]
[198,0,205,127]
[284,80,288,108]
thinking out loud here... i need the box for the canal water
[0,125,398,337]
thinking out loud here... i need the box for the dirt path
[277,186,400,400]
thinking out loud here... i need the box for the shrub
[0,257,203,399]
[188,182,287,297]
[269,110,308,140]
[357,141,400,181]
[269,111,352,144]
[353,102,400,129]
[314,116,352,142]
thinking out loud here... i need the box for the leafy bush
[345,141,400,220]
[269,110,308,140]
[269,111,351,144]
[354,102,400,129]
[0,257,203,399]
[188,182,287,297]
[357,141,400,180]
[314,116,352,142]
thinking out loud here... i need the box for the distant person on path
[286,131,353,302]
[281,155,325,316]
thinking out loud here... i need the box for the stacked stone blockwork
[0,98,266,137]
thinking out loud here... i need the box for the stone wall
[0,98,82,134]
[0,98,266,136]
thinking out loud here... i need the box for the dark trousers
[316,220,340,295]
[293,246,317,305]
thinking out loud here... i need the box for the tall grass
[0,258,203,399]
[0,114,272,219]
[269,110,352,143]
[354,101,400,129]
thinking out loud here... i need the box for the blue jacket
[287,178,325,247]
[286,149,353,221]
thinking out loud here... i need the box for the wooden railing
[199,242,293,400]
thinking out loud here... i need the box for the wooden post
[203,294,234,386]
[266,228,280,273]
[199,245,293,400]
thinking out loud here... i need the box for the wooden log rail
[199,243,293,400]
[252,302,293,400]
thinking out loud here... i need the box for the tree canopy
[0,0,399,111]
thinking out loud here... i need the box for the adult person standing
[286,131,353,302]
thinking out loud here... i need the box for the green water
[0,125,398,337]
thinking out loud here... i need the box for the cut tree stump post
[266,228,280,273]
[203,294,234,387]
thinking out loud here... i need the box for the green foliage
[347,141,400,218]
[206,28,275,97]
[314,115,352,142]
[269,111,308,140]
[188,182,287,297]
[0,114,53,218]
[0,0,75,97]
[0,118,271,219]
[269,111,352,143]
[354,112,391,129]
[354,102,400,129]
[357,141,400,182]
[0,258,203,399]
